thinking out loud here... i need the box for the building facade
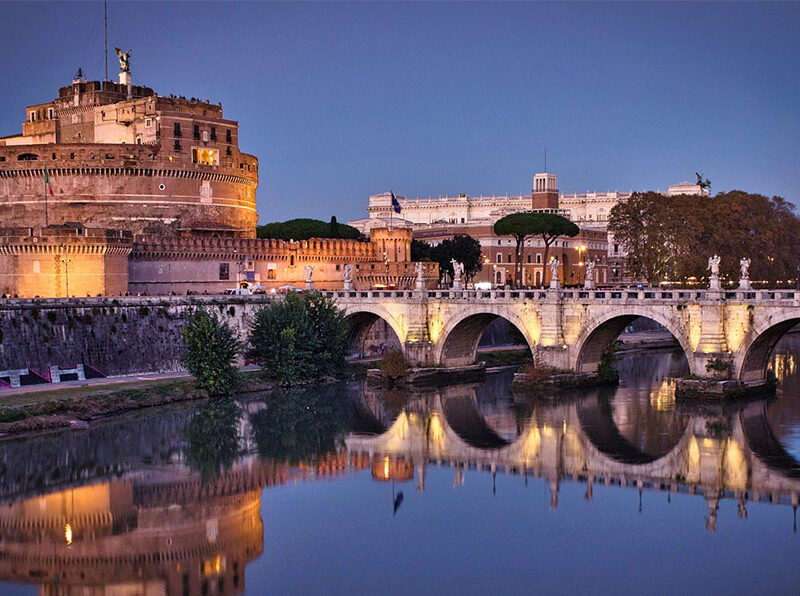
[350,173,711,285]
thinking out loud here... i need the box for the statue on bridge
[549,257,560,290]
[584,259,596,290]
[738,257,752,291]
[415,261,426,291]
[707,255,721,277]
[304,265,315,290]
[343,263,353,291]
[451,259,464,291]
[707,255,722,292]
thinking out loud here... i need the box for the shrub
[377,350,410,384]
[180,308,241,395]
[249,291,347,383]
[597,344,620,384]
[706,357,734,378]
[520,362,560,383]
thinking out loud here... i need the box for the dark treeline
[256,217,365,241]
[609,191,800,285]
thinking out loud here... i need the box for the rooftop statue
[115,48,131,73]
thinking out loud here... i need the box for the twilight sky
[1,1,798,224]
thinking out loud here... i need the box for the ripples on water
[2,336,800,595]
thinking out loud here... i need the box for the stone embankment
[0,295,273,379]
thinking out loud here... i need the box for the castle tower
[532,172,559,210]
[369,227,412,263]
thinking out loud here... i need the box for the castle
[0,58,428,297]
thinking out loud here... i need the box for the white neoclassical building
[349,173,710,282]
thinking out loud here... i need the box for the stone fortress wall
[0,140,258,238]
[0,226,132,298]
[0,296,262,377]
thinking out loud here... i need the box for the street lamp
[575,244,587,285]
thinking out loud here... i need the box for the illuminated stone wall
[0,143,258,237]
[0,226,131,298]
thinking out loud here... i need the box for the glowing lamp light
[64,523,73,545]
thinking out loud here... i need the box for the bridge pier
[404,341,436,367]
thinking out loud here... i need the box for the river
[1,336,800,595]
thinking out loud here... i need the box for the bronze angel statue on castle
[115,48,131,73]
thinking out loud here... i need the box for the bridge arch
[341,305,405,360]
[736,315,800,383]
[573,307,693,375]
[434,307,536,367]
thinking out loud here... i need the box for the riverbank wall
[0,296,273,377]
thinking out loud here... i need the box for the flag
[391,191,401,214]
[44,164,54,196]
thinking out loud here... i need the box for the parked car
[277,285,303,293]
[223,288,252,296]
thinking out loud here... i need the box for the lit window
[192,148,219,166]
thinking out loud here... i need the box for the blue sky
[1,1,798,223]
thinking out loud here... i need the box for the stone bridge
[326,287,800,385]
[346,382,800,528]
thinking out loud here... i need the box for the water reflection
[1,333,800,593]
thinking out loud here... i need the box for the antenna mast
[104,0,108,81]
[544,146,547,172]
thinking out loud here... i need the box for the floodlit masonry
[0,70,258,237]
[327,286,800,387]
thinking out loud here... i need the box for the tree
[494,212,579,287]
[609,190,800,285]
[256,218,364,241]
[180,309,241,395]
[608,192,689,284]
[411,239,432,261]
[249,291,348,383]
[429,234,483,283]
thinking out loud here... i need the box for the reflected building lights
[649,378,677,411]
